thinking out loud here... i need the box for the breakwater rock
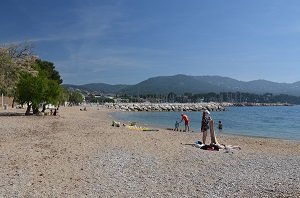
[230,102,293,107]
[104,102,226,112]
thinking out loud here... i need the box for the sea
[111,105,300,141]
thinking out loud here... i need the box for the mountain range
[63,74,300,96]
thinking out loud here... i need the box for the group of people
[50,108,58,116]
[174,110,223,145]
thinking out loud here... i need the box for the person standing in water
[180,113,190,132]
[218,120,223,131]
[174,120,179,131]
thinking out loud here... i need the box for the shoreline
[109,109,300,142]
[2,105,299,142]
[0,106,299,197]
[106,106,300,147]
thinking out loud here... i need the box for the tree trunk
[12,98,15,108]
[41,103,47,112]
[25,104,31,115]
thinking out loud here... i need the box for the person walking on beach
[180,113,190,132]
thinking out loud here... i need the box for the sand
[0,106,299,197]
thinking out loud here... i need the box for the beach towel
[223,145,241,153]
[195,141,220,151]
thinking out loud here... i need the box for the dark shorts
[202,125,209,131]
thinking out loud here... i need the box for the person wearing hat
[201,110,210,144]
[180,113,190,132]
[201,110,220,145]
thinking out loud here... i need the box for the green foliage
[69,91,84,105]
[15,73,48,109]
[43,79,63,106]
[15,59,64,114]
[113,91,300,104]
[59,88,70,104]
[33,59,62,84]
[0,44,65,114]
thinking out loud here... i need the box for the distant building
[115,98,129,103]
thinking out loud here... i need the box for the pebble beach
[0,106,300,197]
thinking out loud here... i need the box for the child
[174,120,179,131]
[218,120,223,130]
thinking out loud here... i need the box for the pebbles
[0,107,299,197]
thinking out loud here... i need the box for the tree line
[0,43,84,115]
[115,92,300,104]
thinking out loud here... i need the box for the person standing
[201,110,210,144]
[53,109,57,116]
[180,113,190,132]
[201,110,220,145]
[218,120,223,131]
[174,120,179,131]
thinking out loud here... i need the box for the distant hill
[63,74,300,96]
[119,75,225,95]
[63,83,129,94]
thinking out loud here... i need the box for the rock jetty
[103,102,291,112]
[104,102,226,112]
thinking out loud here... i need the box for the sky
[1,0,300,85]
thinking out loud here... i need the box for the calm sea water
[111,105,300,140]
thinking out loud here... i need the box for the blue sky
[1,0,300,85]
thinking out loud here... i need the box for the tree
[0,48,15,95]
[14,59,63,115]
[32,59,63,112]
[15,73,48,115]
[58,88,70,106]
[33,59,62,84]
[0,43,64,114]
[40,79,63,112]
[0,43,36,98]
[167,92,176,102]
[69,91,84,105]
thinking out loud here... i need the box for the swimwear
[181,115,189,125]
[201,117,209,131]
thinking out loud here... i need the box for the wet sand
[0,106,299,197]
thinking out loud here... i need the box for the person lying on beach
[194,141,241,152]
[194,141,220,151]
[222,144,241,153]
